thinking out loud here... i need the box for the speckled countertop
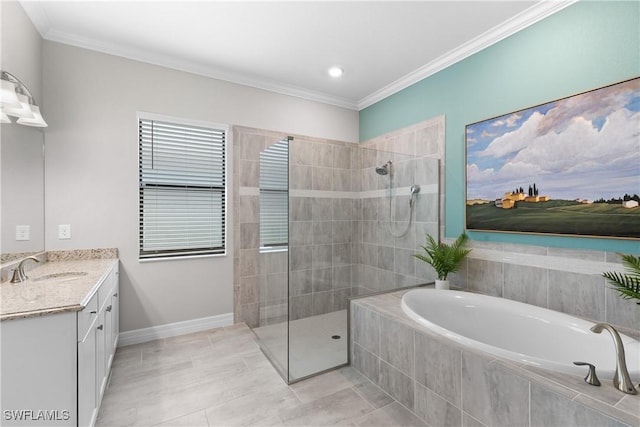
[0,258,118,321]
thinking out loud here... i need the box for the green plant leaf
[414,233,471,280]
[602,253,640,303]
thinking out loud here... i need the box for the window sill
[139,252,227,263]
[259,246,289,254]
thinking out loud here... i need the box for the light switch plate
[58,224,71,239]
[16,225,30,241]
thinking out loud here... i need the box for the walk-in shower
[249,138,440,384]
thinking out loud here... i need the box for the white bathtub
[401,289,640,380]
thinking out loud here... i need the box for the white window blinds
[260,139,289,248]
[139,116,226,259]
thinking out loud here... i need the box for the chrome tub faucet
[590,322,637,394]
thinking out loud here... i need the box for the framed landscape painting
[465,77,640,239]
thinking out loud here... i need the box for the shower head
[375,161,391,176]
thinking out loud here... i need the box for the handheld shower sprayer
[375,159,422,237]
[409,185,420,208]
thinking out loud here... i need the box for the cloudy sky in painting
[466,78,640,201]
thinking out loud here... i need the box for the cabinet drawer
[78,292,98,341]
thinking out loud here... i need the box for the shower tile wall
[233,126,359,327]
[354,116,445,296]
[233,127,266,328]
[289,137,357,321]
[351,151,440,296]
[233,116,445,327]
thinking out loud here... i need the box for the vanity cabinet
[1,263,119,427]
[78,264,119,427]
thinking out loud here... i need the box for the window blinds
[259,139,289,248]
[139,118,226,259]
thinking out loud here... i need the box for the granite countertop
[0,258,118,321]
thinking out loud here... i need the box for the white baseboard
[118,312,234,347]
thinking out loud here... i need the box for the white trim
[118,312,234,347]
[289,184,438,200]
[30,25,357,110]
[20,1,574,112]
[357,1,577,110]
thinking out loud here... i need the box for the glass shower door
[287,138,350,382]
[252,137,289,380]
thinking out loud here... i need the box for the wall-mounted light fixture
[1,70,47,127]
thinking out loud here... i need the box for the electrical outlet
[16,225,30,241]
[58,224,71,239]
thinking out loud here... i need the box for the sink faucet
[9,256,40,283]
[590,323,637,394]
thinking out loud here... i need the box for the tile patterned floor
[97,323,425,427]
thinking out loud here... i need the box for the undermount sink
[32,272,88,282]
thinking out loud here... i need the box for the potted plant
[602,253,640,305]
[414,233,471,289]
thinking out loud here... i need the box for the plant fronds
[414,233,471,280]
[602,253,640,303]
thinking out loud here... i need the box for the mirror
[1,123,45,267]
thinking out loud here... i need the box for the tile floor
[97,323,425,426]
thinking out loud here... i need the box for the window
[259,138,289,249]
[138,113,227,259]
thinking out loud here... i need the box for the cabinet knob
[106,305,112,312]
[97,324,104,331]
[90,310,97,314]
[113,292,118,297]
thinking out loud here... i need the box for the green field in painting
[466,200,640,238]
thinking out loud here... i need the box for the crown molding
[18,1,52,36]
[44,28,359,110]
[357,0,578,110]
[20,0,575,112]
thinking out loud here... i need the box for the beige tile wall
[233,116,446,328]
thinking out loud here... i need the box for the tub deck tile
[351,290,640,427]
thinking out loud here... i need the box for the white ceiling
[19,1,574,110]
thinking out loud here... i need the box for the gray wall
[41,41,358,332]
[1,1,45,257]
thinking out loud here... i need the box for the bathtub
[401,289,640,380]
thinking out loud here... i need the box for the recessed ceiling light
[328,67,343,78]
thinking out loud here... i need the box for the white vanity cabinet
[1,262,119,427]
[78,264,119,427]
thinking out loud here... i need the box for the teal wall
[360,1,640,253]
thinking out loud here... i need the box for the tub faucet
[590,323,637,394]
[10,256,40,283]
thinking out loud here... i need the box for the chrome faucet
[590,323,637,394]
[9,256,40,283]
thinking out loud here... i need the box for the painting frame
[465,77,640,240]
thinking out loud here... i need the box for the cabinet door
[2,312,77,427]
[112,274,119,351]
[78,324,97,427]
[104,296,114,373]
[95,311,107,399]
